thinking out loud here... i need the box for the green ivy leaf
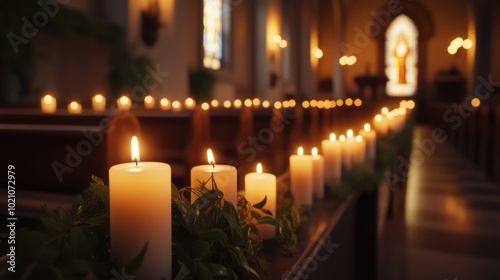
[191,239,212,259]
[202,228,228,247]
[257,216,280,227]
[252,196,267,209]
[90,183,110,211]
[174,262,192,280]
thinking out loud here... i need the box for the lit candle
[341,130,355,170]
[311,148,325,199]
[321,133,342,183]
[160,98,171,110]
[144,95,155,109]
[359,123,376,162]
[191,149,238,206]
[172,100,182,111]
[354,135,366,163]
[92,94,106,112]
[185,97,196,110]
[67,101,82,114]
[109,136,171,279]
[289,147,313,207]
[41,94,57,113]
[117,95,131,110]
[374,114,388,135]
[244,163,276,240]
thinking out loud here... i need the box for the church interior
[1,0,500,279]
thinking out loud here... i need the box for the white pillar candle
[67,101,82,114]
[321,133,342,183]
[244,163,276,240]
[191,149,238,206]
[41,94,57,113]
[144,95,155,109]
[289,147,313,207]
[92,94,106,112]
[359,123,376,161]
[341,130,354,170]
[354,135,366,163]
[374,114,388,135]
[117,95,132,110]
[311,148,325,199]
[109,136,171,279]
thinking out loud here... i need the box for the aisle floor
[379,125,500,280]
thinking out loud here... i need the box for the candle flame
[347,129,354,138]
[375,114,383,122]
[256,163,262,174]
[94,94,103,103]
[44,95,54,103]
[131,136,140,162]
[298,147,304,156]
[120,96,129,105]
[356,135,363,142]
[329,133,336,142]
[339,135,346,142]
[381,107,389,115]
[364,123,371,132]
[312,147,318,156]
[207,149,215,165]
[145,95,154,103]
[69,101,79,110]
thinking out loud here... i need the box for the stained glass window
[385,15,418,97]
[203,0,227,70]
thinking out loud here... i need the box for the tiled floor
[379,125,500,280]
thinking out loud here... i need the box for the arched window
[203,0,230,70]
[385,14,418,97]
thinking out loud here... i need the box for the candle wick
[135,160,138,166]
[210,161,215,168]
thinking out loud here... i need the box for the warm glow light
[252,98,260,107]
[447,45,458,55]
[185,97,196,109]
[310,99,317,108]
[346,55,357,65]
[463,39,473,49]
[211,100,219,108]
[354,99,362,107]
[302,100,310,108]
[347,129,354,138]
[312,147,318,156]
[399,107,407,115]
[131,136,140,162]
[207,149,215,165]
[339,55,348,65]
[451,37,463,48]
[330,133,336,142]
[289,99,296,107]
[297,147,304,156]
[364,123,371,132]
[336,99,343,106]
[262,100,270,108]
[317,100,324,109]
[274,101,282,109]
[375,114,383,122]
[69,101,78,110]
[233,99,242,108]
[345,98,353,106]
[381,107,389,115]
[160,98,170,110]
[172,100,181,110]
[330,100,336,108]
[94,94,103,103]
[324,100,331,109]
[339,135,346,142]
[400,100,407,108]
[201,102,210,110]
[313,48,323,59]
[471,97,481,107]
[223,100,231,108]
[279,39,287,48]
[119,96,130,106]
[44,94,54,103]
[256,163,263,174]
[407,100,415,109]
[387,112,394,120]
[273,35,282,44]
[356,135,363,142]
[283,101,290,108]
[244,99,252,107]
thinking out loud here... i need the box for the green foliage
[274,197,302,256]
[189,69,215,102]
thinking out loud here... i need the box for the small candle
[67,101,82,114]
[41,94,57,113]
[92,94,106,112]
[144,95,155,109]
[109,136,171,279]
[311,148,325,199]
[172,100,183,111]
[321,133,342,183]
[360,123,376,161]
[374,114,388,135]
[340,134,353,171]
[354,135,366,163]
[117,95,131,110]
[289,147,313,207]
[160,98,171,110]
[191,149,238,206]
[244,163,276,240]
[185,97,196,110]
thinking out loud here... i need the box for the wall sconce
[447,37,473,55]
[141,0,162,46]
[312,47,323,59]
[339,55,356,66]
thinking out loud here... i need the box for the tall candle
[289,147,313,207]
[109,136,171,279]
[244,163,276,240]
[41,94,57,113]
[144,95,155,109]
[117,95,132,110]
[92,94,106,112]
[311,148,325,199]
[191,149,238,206]
[359,123,376,161]
[67,101,82,114]
[321,133,342,183]
[341,130,354,170]
[374,114,388,135]
[354,135,366,163]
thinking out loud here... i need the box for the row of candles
[39,93,371,114]
[109,101,413,278]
